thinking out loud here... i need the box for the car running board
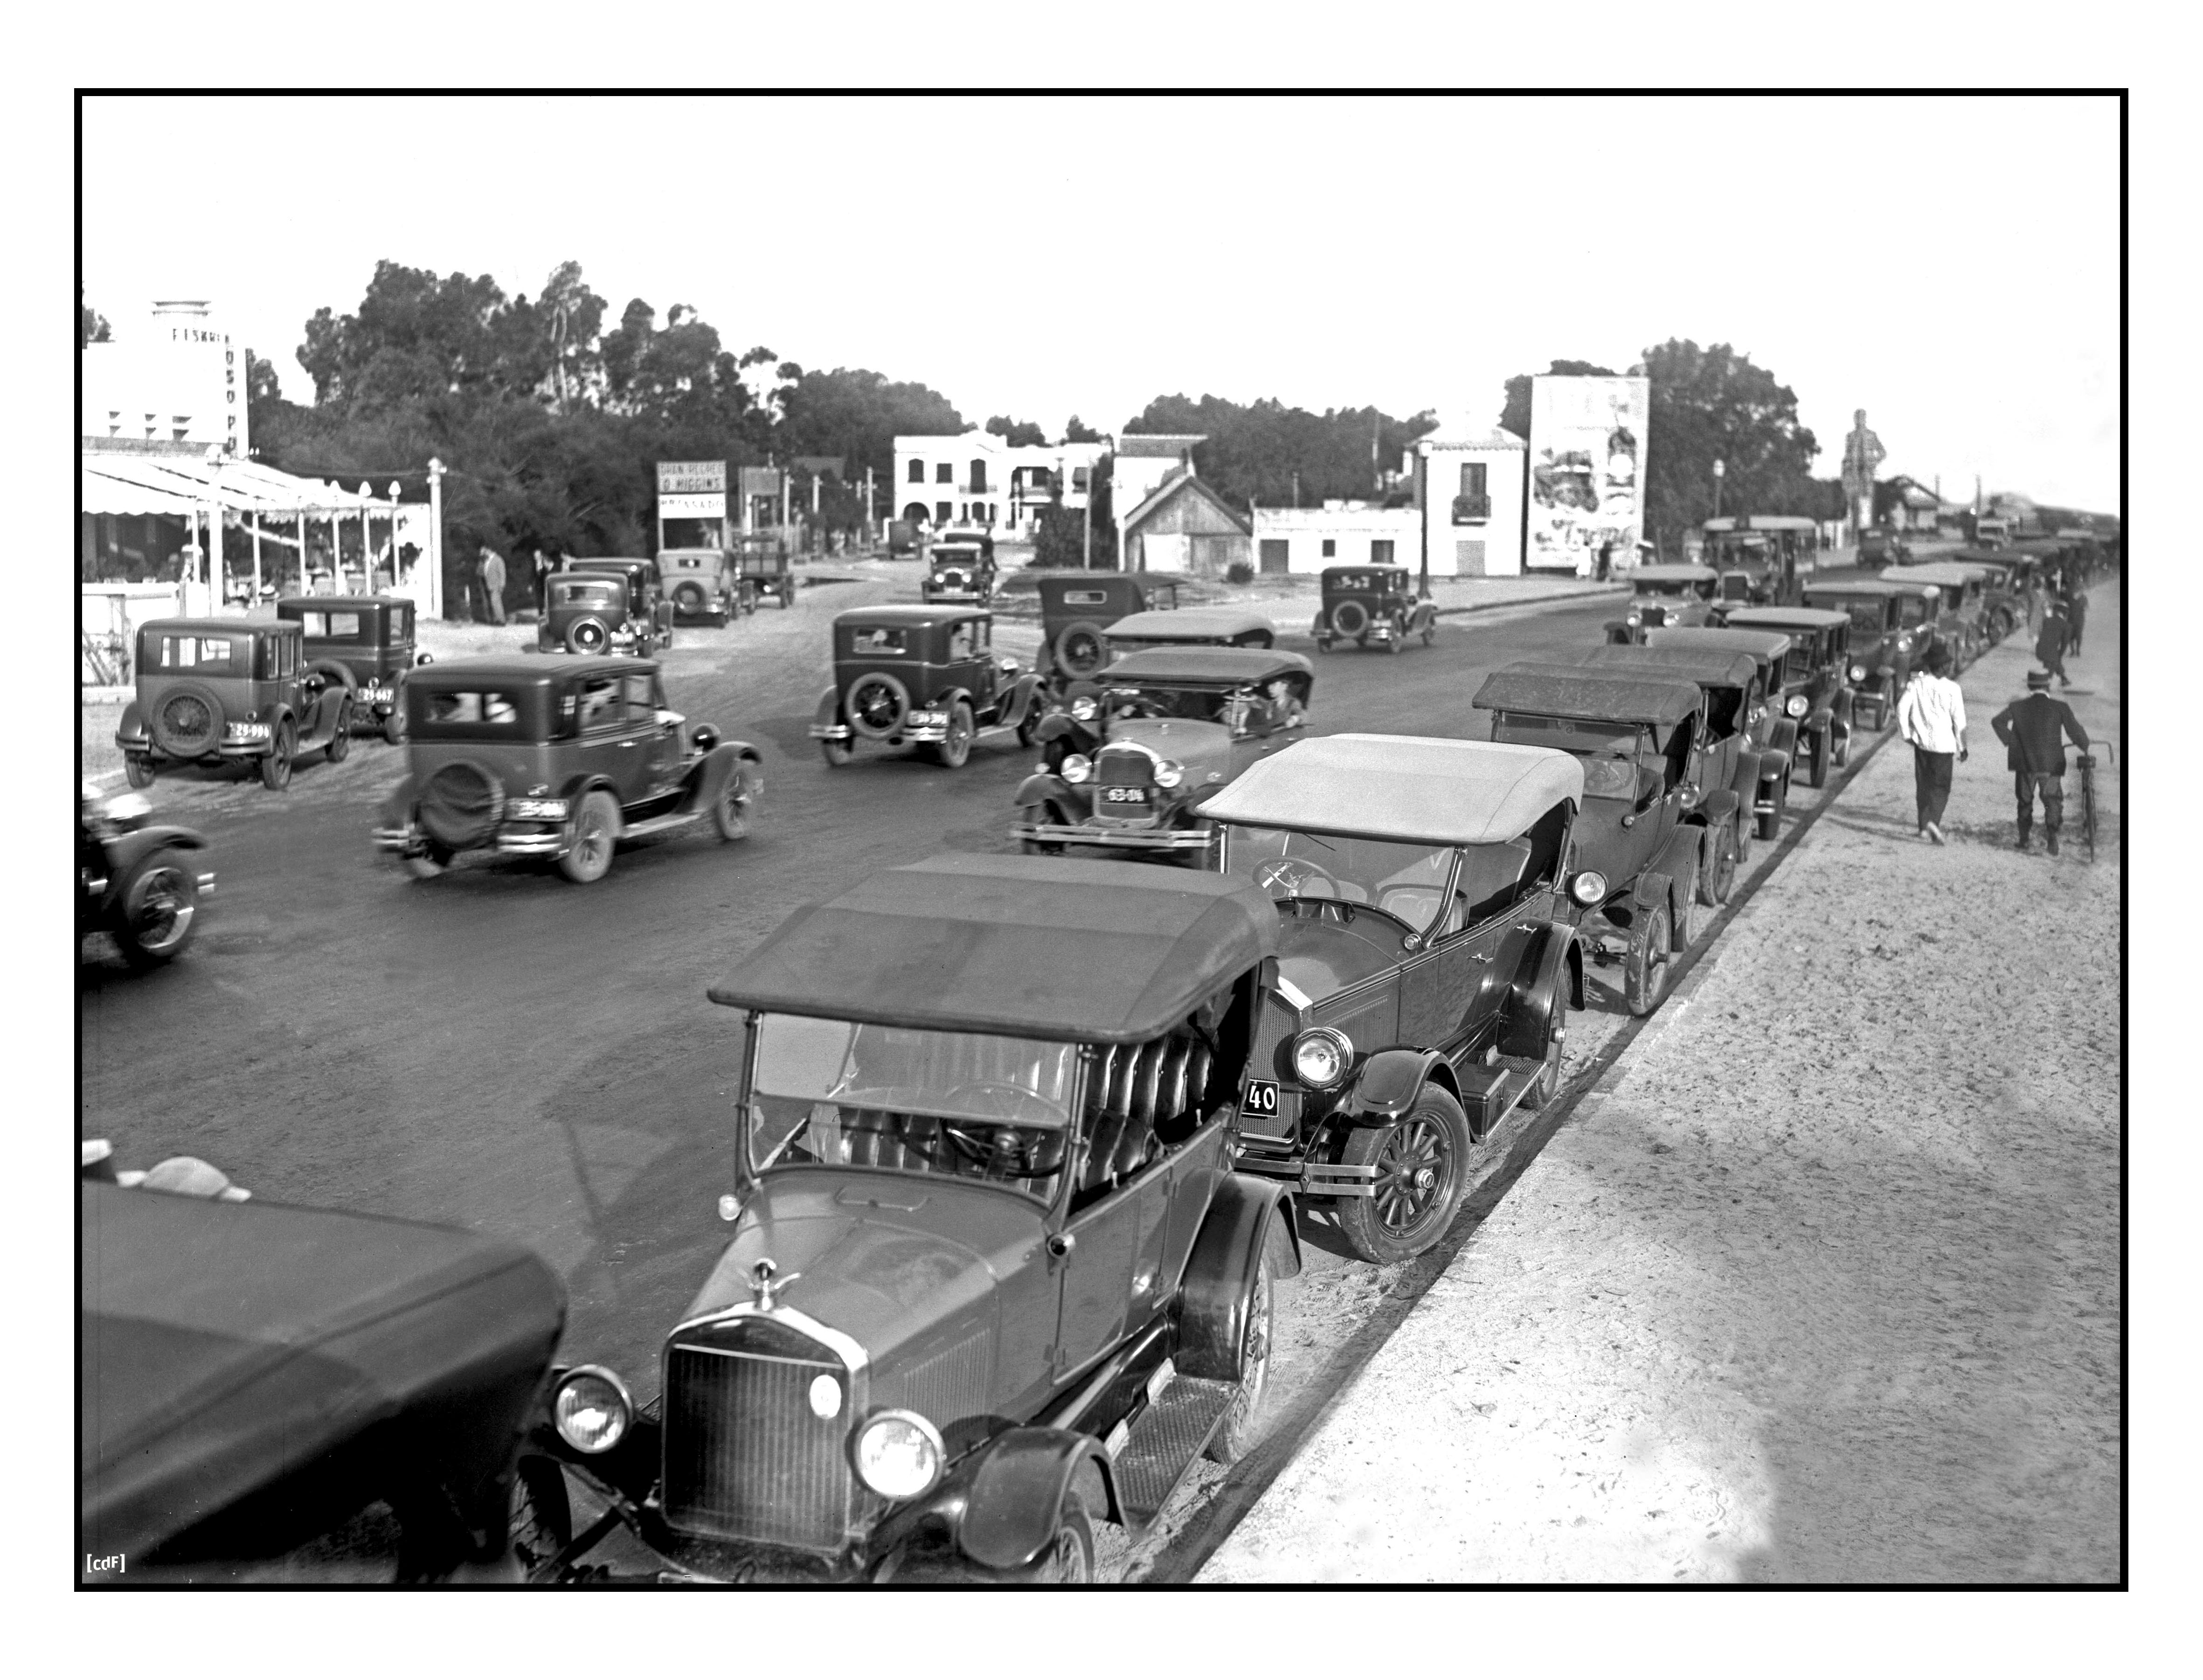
[621,809,704,840]
[1105,1363,1239,1531]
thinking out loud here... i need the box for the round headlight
[1785,694,1809,718]
[1849,664,1868,682]
[1070,695,1098,722]
[1571,870,1609,906]
[1061,753,1092,784]
[553,1366,633,1454]
[1292,1027,1353,1090]
[853,1409,944,1500]
[1153,758,1185,789]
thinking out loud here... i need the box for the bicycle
[2075,742,2113,861]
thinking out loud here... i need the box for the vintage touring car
[1198,735,1586,1259]
[373,656,761,884]
[1604,564,1721,644]
[656,548,747,626]
[1104,606,1276,660]
[1799,578,1939,729]
[811,605,1044,769]
[117,618,354,791]
[1705,607,1858,788]
[513,854,1303,1583]
[1011,646,1313,857]
[1585,640,1794,845]
[1031,572,1183,683]
[79,780,214,968]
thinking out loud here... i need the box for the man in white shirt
[1897,642,1967,843]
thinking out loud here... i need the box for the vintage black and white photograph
[67,85,2129,1605]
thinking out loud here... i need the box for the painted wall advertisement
[1527,375,1650,576]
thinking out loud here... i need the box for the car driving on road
[277,594,429,743]
[656,548,746,626]
[1310,564,1437,654]
[1198,735,1586,1262]
[1604,564,1721,644]
[1011,646,1313,858]
[374,655,761,883]
[513,853,1302,1583]
[811,605,1044,769]
[117,617,354,791]
[539,560,675,656]
[1032,573,1182,683]
[1104,606,1277,660]
[79,780,213,968]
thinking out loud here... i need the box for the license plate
[1242,1079,1280,1117]
[1102,786,1147,804]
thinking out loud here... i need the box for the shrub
[1225,560,1255,585]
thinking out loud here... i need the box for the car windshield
[1487,715,1646,800]
[297,610,367,640]
[1897,597,1931,626]
[747,1016,1080,1199]
[1820,599,1887,633]
[1223,827,1464,937]
[1635,580,1690,597]
[144,633,248,677]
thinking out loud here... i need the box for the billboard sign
[657,461,727,494]
[1527,375,1650,576]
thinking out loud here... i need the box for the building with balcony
[1414,423,1528,576]
[893,430,1109,536]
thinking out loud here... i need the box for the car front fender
[1178,1174,1302,1387]
[1012,771,1074,809]
[679,740,763,813]
[952,1428,1122,1567]
[1497,923,1577,1059]
[1340,1046,1460,1123]
[1698,788,1741,829]
[1005,672,1044,725]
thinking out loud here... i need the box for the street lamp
[1711,457,1725,522]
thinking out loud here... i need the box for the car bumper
[1011,821,1213,852]
[372,822,567,859]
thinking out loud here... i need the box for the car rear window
[142,633,248,677]
[298,610,367,639]
[1058,589,1110,607]
[552,580,622,608]
[422,690,521,729]
[846,626,910,655]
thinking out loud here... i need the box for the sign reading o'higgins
[656,460,728,550]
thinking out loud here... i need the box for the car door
[943,618,990,717]
[626,670,684,798]
[1393,849,1485,1055]
[573,673,653,802]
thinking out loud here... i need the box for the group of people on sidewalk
[468,543,567,625]
[1897,584,2093,855]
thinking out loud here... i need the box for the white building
[80,300,249,459]
[1415,423,1529,576]
[893,430,1109,537]
[1251,502,1421,575]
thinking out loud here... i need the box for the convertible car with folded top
[1012,646,1314,858]
[514,854,1302,1583]
[1102,605,1276,660]
[82,1155,566,1583]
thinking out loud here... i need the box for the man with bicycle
[1991,669,2090,856]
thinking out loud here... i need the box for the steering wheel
[936,1085,1063,1180]
[1254,856,1341,898]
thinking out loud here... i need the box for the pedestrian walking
[1990,669,2089,856]
[1595,538,1614,583]
[2065,587,2088,656]
[2034,598,2071,687]
[1896,642,1967,844]
[478,543,508,626]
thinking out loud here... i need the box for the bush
[1033,504,1114,569]
[1226,560,1254,584]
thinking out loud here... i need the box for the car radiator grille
[1097,750,1151,787]
[661,1333,852,1553]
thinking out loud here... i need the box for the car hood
[1106,716,1233,770]
[679,1172,1043,1374]
[1275,906,1407,999]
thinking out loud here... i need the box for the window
[300,611,365,639]
[578,677,626,731]
[936,462,953,483]
[1072,467,1090,491]
[969,460,988,493]
[1371,540,1395,565]
[1321,539,1337,558]
[947,622,983,660]
[1062,589,1108,606]
[849,626,909,655]
[935,502,951,525]
[908,459,925,483]
[146,633,245,675]
[621,672,662,716]
[425,690,520,727]
[1459,462,1487,500]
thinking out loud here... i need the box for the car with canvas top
[373,655,760,884]
[1586,640,1794,846]
[1031,573,1183,683]
[1705,607,1858,787]
[1799,578,1937,731]
[512,853,1303,1583]
[1103,605,1276,660]
[1605,564,1721,644]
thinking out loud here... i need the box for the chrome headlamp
[1153,758,1185,789]
[852,1409,944,1500]
[1785,694,1809,719]
[552,1366,633,1454]
[1061,753,1092,784]
[1849,663,1867,682]
[1570,870,1609,906]
[1291,1026,1353,1090]
[1070,695,1098,722]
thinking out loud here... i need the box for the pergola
[80,451,439,618]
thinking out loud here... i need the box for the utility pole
[428,457,446,620]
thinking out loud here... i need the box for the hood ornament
[750,1257,800,1311]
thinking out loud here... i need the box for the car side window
[948,624,977,661]
[622,673,659,718]
[579,677,624,732]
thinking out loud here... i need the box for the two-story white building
[893,430,1109,537]
[1415,423,1529,576]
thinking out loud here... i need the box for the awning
[81,451,402,519]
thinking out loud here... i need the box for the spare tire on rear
[672,581,707,616]
[151,681,227,758]
[1054,620,1107,677]
[1330,599,1370,639]
[305,658,357,695]
[417,760,506,851]
[845,672,911,739]
[565,616,610,654]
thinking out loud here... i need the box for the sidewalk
[1202,580,2121,1583]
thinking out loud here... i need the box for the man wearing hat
[2064,586,2089,656]
[2034,596,2072,687]
[1990,670,2090,855]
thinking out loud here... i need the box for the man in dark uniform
[1991,669,2089,855]
[2033,597,2071,687]
[2064,587,2088,656]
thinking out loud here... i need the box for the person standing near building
[2064,586,2088,656]
[531,548,554,617]
[477,542,507,626]
[1897,642,1967,845]
[2034,597,2071,687]
[1990,669,2089,855]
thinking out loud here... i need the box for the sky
[82,94,2122,511]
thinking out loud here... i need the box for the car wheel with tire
[1055,621,1107,679]
[1518,993,1568,1111]
[1807,725,1829,789]
[259,722,295,790]
[326,696,354,763]
[509,1458,572,1581]
[819,735,853,768]
[565,617,610,654]
[402,841,454,880]
[113,849,200,967]
[152,681,226,760]
[124,755,155,789]
[558,790,619,884]
[1017,803,1065,854]
[1205,1230,1276,1465]
[926,700,975,768]
[1334,1086,1474,1264]
[1331,599,1370,639]
[1698,818,1737,907]
[712,765,755,841]
[1624,901,1673,1016]
[383,705,407,746]
[673,582,707,618]
[1005,1493,1095,1583]
[1756,773,1787,841]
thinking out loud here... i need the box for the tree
[985,415,1048,448]
[1630,339,1821,553]
[1063,415,1104,444]
[1122,394,1438,511]
[778,366,964,484]
[79,298,111,348]
[1497,359,1617,438]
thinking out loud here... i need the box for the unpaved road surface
[1202,577,2122,1583]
